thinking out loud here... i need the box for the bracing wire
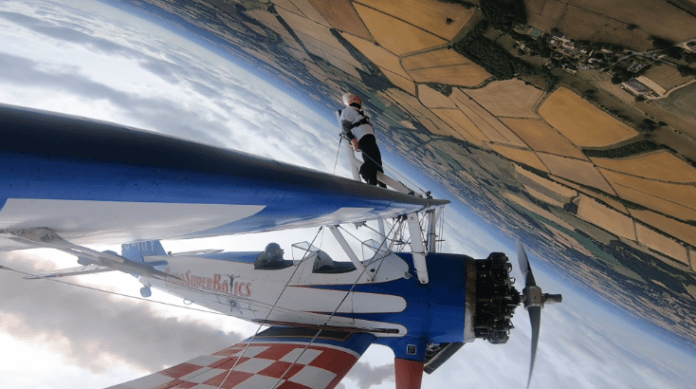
[270,220,405,389]
[0,265,233,317]
[333,135,343,175]
[216,227,326,388]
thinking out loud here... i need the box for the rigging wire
[3,211,428,387]
[270,220,404,389]
[0,265,233,317]
[332,135,344,175]
[216,227,325,389]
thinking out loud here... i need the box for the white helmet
[342,93,362,107]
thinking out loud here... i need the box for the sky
[1,0,695,388]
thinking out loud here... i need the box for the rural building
[621,77,666,98]
[677,38,696,53]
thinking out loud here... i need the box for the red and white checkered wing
[107,327,375,389]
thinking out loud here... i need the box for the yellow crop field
[601,169,696,221]
[402,49,491,87]
[273,0,304,16]
[566,0,696,43]
[380,89,456,135]
[341,34,409,79]
[556,7,652,51]
[490,145,549,172]
[539,87,639,147]
[402,48,476,69]
[504,192,574,230]
[308,0,373,40]
[282,0,331,26]
[295,32,362,79]
[540,0,566,19]
[342,32,417,92]
[361,0,478,40]
[383,70,416,95]
[601,169,696,212]
[630,209,696,247]
[537,153,616,194]
[277,8,333,45]
[431,109,488,145]
[450,89,526,146]
[354,4,446,56]
[551,176,628,214]
[501,118,586,159]
[418,84,457,109]
[247,10,303,51]
[524,185,566,208]
[514,164,577,202]
[592,150,696,183]
[636,224,689,266]
[643,65,692,91]
[463,79,544,118]
[576,195,636,240]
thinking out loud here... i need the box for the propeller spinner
[517,244,562,389]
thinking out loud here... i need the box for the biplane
[0,103,560,389]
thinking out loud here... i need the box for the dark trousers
[358,135,385,187]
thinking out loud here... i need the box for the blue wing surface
[0,104,446,249]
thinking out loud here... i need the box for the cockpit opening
[254,243,293,270]
[312,250,356,274]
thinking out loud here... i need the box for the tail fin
[122,240,167,263]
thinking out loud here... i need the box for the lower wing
[107,326,375,389]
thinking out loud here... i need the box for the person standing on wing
[339,93,386,187]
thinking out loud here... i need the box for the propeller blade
[527,306,541,389]
[517,243,536,287]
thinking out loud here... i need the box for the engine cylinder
[473,252,520,344]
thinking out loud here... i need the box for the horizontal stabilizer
[24,265,114,279]
[5,228,177,281]
[122,240,166,263]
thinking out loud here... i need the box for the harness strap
[348,116,370,130]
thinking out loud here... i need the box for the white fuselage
[141,252,411,337]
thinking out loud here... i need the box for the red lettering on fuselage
[232,281,252,297]
[165,268,231,294]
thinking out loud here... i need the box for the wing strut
[407,213,429,284]
[329,225,372,281]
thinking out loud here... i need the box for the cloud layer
[0,252,243,374]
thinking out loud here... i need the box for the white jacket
[340,105,375,141]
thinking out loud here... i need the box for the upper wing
[0,104,447,250]
[107,327,375,389]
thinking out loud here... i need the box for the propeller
[517,244,562,389]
